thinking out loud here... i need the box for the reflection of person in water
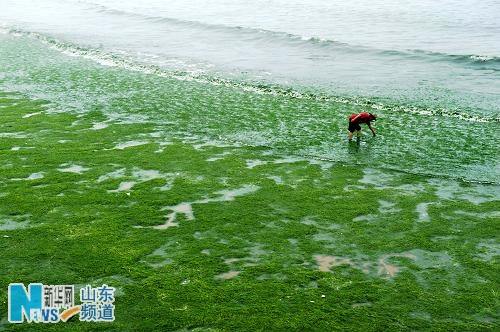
[347,112,377,141]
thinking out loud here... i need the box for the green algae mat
[0,32,499,332]
[0,93,498,331]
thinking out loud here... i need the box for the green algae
[0,94,498,331]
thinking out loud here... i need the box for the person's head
[369,113,377,121]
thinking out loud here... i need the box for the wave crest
[75,0,500,69]
[1,26,499,124]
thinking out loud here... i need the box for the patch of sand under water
[267,175,284,185]
[429,179,500,205]
[0,214,31,230]
[108,181,135,193]
[97,168,126,183]
[99,167,177,193]
[377,253,416,278]
[246,159,268,169]
[57,164,89,174]
[90,122,108,130]
[314,249,453,279]
[378,200,400,213]
[0,132,28,138]
[416,202,432,222]
[215,271,240,280]
[475,240,499,262]
[345,168,425,195]
[151,185,260,229]
[314,255,355,272]
[154,203,194,229]
[113,140,149,150]
[206,151,232,162]
[353,214,377,222]
[12,172,45,181]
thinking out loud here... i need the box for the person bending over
[348,112,377,141]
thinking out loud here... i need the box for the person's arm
[368,122,376,137]
[351,114,361,123]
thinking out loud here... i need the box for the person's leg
[354,124,362,140]
[348,121,357,141]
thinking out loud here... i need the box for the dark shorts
[348,121,361,133]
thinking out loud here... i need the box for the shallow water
[1,0,499,112]
[0,1,498,184]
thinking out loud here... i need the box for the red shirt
[349,112,373,124]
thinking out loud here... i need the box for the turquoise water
[0,0,499,183]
